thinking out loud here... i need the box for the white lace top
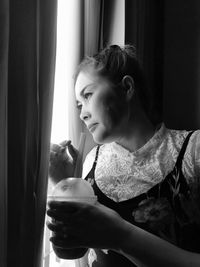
[82,124,200,202]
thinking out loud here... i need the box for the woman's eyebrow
[79,86,88,97]
[79,83,94,97]
[76,83,95,107]
[77,83,95,101]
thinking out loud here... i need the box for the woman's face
[75,71,129,144]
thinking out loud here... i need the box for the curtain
[0,0,57,266]
[66,0,104,157]
[125,1,200,129]
[0,0,8,266]
[102,0,125,46]
[125,0,164,125]
[84,0,104,56]
[66,0,84,149]
[163,0,200,129]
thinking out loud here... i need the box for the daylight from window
[50,0,78,144]
[43,1,77,266]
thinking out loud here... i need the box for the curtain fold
[84,0,104,56]
[35,1,58,265]
[0,1,8,266]
[66,0,84,149]
[102,0,125,46]
[6,0,57,266]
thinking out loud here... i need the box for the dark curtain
[125,0,164,125]
[0,0,8,266]
[125,0,200,130]
[2,0,58,266]
[163,0,200,129]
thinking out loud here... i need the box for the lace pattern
[83,124,200,202]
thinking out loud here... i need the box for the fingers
[47,200,90,211]
[59,140,71,147]
[67,144,78,162]
[48,200,93,214]
[47,209,70,222]
[47,201,89,224]
[50,140,78,167]
[49,236,82,249]
[58,140,78,163]
[46,219,83,248]
[59,140,71,154]
[47,221,70,233]
[47,222,74,245]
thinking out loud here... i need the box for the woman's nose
[79,106,91,122]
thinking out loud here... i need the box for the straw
[73,132,86,178]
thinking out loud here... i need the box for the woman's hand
[49,140,78,185]
[46,201,129,251]
[46,201,200,267]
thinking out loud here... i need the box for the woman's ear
[121,75,135,101]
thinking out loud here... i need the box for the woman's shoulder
[163,125,200,151]
[165,127,200,156]
[165,125,200,140]
[181,129,200,182]
[165,126,200,183]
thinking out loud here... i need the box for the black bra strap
[175,131,194,169]
[85,145,101,180]
[93,145,101,170]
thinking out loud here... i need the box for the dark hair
[74,44,152,119]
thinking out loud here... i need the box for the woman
[47,45,200,266]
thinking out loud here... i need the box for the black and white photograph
[1,1,200,266]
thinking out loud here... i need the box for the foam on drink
[49,177,97,203]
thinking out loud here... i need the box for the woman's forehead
[76,71,94,86]
[75,71,93,91]
[75,70,107,94]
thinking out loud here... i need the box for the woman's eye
[84,92,92,100]
[77,104,82,110]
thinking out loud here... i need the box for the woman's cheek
[103,97,126,126]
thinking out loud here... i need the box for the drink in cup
[48,177,97,259]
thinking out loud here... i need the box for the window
[43,1,79,266]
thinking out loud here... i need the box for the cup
[48,177,97,259]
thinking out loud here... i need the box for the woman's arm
[118,220,200,267]
[47,201,200,267]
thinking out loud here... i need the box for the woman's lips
[88,123,98,133]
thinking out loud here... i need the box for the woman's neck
[116,110,157,153]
